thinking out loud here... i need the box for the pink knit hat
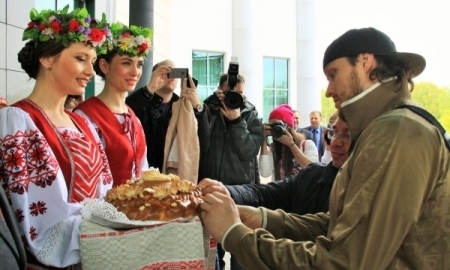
[269,104,294,128]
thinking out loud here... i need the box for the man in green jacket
[200,27,450,269]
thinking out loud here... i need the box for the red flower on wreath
[138,43,149,54]
[68,19,81,32]
[27,21,36,29]
[50,21,62,34]
[29,201,47,217]
[89,28,104,42]
[39,23,46,31]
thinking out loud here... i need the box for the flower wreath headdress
[22,5,113,54]
[109,23,153,57]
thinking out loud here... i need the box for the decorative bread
[105,169,203,221]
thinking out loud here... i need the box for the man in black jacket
[200,116,350,215]
[126,60,209,176]
[199,74,263,185]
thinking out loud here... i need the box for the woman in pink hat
[259,104,319,180]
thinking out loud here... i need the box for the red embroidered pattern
[29,201,47,216]
[140,260,205,269]
[15,208,24,222]
[1,129,59,194]
[29,226,38,241]
[99,142,113,186]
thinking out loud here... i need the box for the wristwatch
[194,104,204,113]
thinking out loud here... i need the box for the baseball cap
[323,27,426,77]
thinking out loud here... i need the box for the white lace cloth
[80,199,216,269]
[81,198,193,228]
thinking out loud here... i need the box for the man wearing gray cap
[199,27,450,269]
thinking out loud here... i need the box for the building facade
[0,0,321,125]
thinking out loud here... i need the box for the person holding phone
[126,60,209,179]
[75,23,152,186]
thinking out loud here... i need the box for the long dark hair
[271,126,301,180]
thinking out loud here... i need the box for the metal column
[129,0,154,90]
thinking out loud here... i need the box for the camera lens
[224,90,243,109]
[271,125,285,139]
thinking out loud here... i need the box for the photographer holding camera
[260,104,319,181]
[200,64,263,270]
[200,63,263,186]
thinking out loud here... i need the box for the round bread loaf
[104,170,203,221]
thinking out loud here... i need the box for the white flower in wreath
[134,35,146,45]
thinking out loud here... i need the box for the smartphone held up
[167,68,188,79]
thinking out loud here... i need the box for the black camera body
[204,61,243,110]
[270,121,287,139]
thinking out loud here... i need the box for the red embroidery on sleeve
[1,130,59,194]
[29,201,47,216]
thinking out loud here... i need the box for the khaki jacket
[224,80,450,269]
[163,98,200,183]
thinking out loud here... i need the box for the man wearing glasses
[199,116,350,216]
[200,27,450,269]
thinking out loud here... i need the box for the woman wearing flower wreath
[259,104,319,181]
[75,23,152,186]
[0,6,113,268]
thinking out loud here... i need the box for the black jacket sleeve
[227,110,263,162]
[125,86,154,124]
[227,176,295,211]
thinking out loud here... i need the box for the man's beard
[336,68,364,118]
[349,68,364,98]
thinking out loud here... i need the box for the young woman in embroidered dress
[259,104,319,181]
[74,23,152,186]
[0,6,113,269]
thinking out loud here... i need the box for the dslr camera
[204,60,243,110]
[270,121,287,139]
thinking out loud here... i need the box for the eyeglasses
[326,129,351,144]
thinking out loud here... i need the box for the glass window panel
[263,58,274,89]
[35,0,56,10]
[209,56,223,85]
[276,90,288,105]
[262,57,289,121]
[263,89,275,122]
[275,58,288,89]
[56,0,73,9]
[35,1,74,12]
[192,51,224,103]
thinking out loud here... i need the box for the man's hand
[215,88,225,101]
[238,205,263,229]
[179,75,201,108]
[146,65,171,93]
[220,105,241,120]
[213,88,241,120]
[198,178,231,196]
[200,192,241,243]
[262,123,272,138]
[274,129,295,147]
